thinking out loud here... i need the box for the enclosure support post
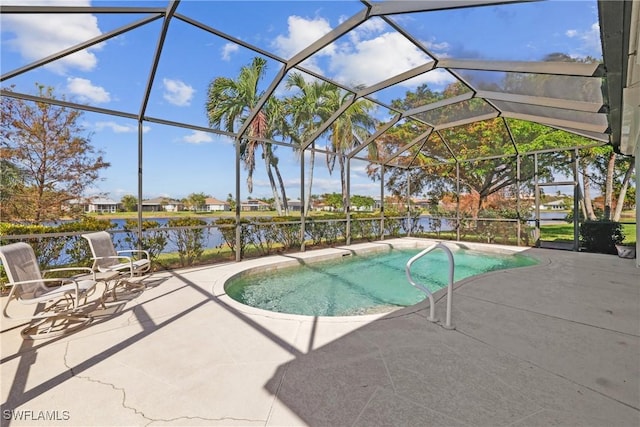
[573,149,580,251]
[406,169,411,237]
[300,150,306,252]
[380,164,385,240]
[235,138,241,262]
[137,120,144,252]
[346,158,351,246]
[516,155,521,246]
[456,161,460,241]
[534,153,540,248]
[636,152,640,268]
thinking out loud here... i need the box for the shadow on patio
[1,245,638,426]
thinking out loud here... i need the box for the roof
[143,197,181,205]
[68,197,118,205]
[204,197,228,205]
[0,0,634,167]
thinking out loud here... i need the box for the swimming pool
[225,245,537,317]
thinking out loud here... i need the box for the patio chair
[81,231,150,300]
[0,242,98,339]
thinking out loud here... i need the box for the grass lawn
[541,223,636,244]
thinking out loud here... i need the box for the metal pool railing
[405,242,455,330]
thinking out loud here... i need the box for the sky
[0,0,603,202]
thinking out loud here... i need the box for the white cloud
[182,131,214,144]
[330,32,446,88]
[565,22,602,58]
[67,77,110,103]
[272,15,452,90]
[95,121,150,133]
[221,42,239,61]
[350,18,387,41]
[273,15,335,59]
[162,78,195,107]
[423,39,450,54]
[1,0,102,74]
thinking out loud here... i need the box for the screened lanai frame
[0,0,632,261]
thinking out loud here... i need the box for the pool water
[225,248,537,316]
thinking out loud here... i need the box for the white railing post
[405,242,455,329]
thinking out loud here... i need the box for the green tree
[0,159,25,217]
[374,78,599,217]
[120,194,138,212]
[185,192,208,212]
[322,192,343,211]
[285,73,336,213]
[324,89,376,212]
[0,84,110,222]
[226,192,236,211]
[351,194,375,211]
[206,57,288,215]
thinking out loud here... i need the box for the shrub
[167,217,209,267]
[215,217,249,257]
[579,221,624,254]
[305,215,344,246]
[0,217,112,269]
[269,216,302,250]
[120,219,168,261]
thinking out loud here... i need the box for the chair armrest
[117,249,150,260]
[43,267,96,279]
[5,277,88,299]
[92,255,134,264]
[3,276,94,318]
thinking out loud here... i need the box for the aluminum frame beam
[368,0,535,17]
[348,114,402,159]
[138,0,180,119]
[1,15,163,82]
[438,58,604,77]
[598,0,633,153]
[501,111,609,134]
[476,90,606,113]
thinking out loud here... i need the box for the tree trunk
[604,151,615,220]
[613,162,635,221]
[304,144,315,214]
[274,161,288,215]
[263,148,283,216]
[577,184,588,220]
[338,154,348,214]
[581,163,597,220]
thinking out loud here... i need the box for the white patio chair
[82,231,151,278]
[82,231,151,301]
[0,242,98,339]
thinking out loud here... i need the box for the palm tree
[324,89,376,212]
[285,73,336,213]
[206,57,288,215]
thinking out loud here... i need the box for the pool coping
[211,237,543,323]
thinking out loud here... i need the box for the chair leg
[21,314,92,340]
[100,277,144,306]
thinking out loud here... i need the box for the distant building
[240,199,270,211]
[410,198,431,210]
[204,197,230,211]
[142,197,183,212]
[540,199,566,210]
[288,199,303,212]
[67,197,119,213]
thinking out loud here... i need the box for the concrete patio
[1,238,638,426]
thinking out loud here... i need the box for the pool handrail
[405,242,455,330]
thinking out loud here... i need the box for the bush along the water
[579,220,624,255]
